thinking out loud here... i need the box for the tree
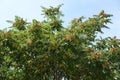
[0,5,120,80]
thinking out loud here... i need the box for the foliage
[0,5,120,80]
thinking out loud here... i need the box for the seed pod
[27,39,32,46]
[110,48,118,55]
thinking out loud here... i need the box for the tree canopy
[0,5,120,80]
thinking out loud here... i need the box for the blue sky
[0,0,120,38]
